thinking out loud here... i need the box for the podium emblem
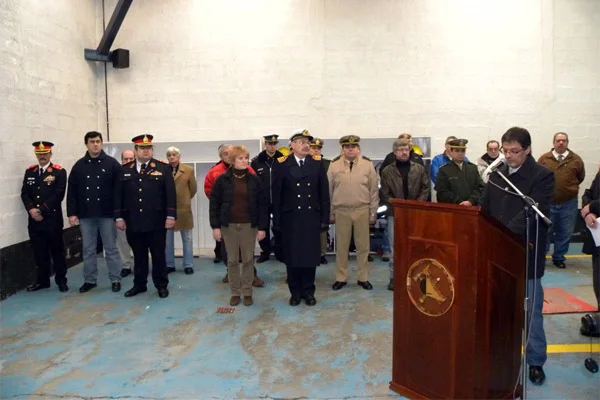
[406,258,455,317]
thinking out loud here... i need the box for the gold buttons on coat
[308,206,312,209]
[298,206,301,209]
[296,183,300,187]
[297,194,301,198]
[307,183,311,186]
[139,209,143,212]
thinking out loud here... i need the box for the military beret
[339,135,360,146]
[310,138,324,148]
[290,129,313,142]
[263,134,279,144]
[32,141,54,154]
[132,134,154,146]
[448,138,468,149]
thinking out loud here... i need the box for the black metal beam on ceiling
[97,0,133,55]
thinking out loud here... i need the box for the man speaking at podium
[481,127,555,386]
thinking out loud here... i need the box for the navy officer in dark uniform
[272,129,330,306]
[251,134,284,263]
[114,134,177,298]
[20,141,68,292]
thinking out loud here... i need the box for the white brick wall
[105,0,598,181]
[1,0,598,249]
[0,0,100,248]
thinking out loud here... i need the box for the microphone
[489,159,505,173]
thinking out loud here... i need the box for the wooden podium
[389,200,526,400]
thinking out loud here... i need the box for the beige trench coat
[173,163,197,231]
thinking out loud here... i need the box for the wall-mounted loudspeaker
[111,48,130,69]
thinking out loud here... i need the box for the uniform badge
[150,162,156,168]
[43,175,56,184]
[150,171,163,176]
[47,167,53,173]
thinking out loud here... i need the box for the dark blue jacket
[481,155,554,279]
[67,151,121,219]
[21,163,67,231]
[114,159,177,233]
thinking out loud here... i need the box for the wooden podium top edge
[390,199,524,247]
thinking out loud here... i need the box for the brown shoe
[243,296,253,306]
[222,273,229,283]
[252,276,265,287]
[229,296,241,306]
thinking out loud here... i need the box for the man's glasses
[500,147,527,155]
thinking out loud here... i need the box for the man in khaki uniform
[309,137,331,264]
[328,135,379,290]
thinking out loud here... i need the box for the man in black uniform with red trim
[20,141,68,292]
[114,134,177,298]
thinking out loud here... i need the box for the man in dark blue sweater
[67,131,123,293]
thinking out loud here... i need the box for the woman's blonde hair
[229,145,250,164]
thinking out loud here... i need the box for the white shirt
[38,165,46,175]
[509,166,522,175]
[136,160,148,173]
[294,155,306,167]
[552,150,569,161]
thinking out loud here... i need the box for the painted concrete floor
[1,254,598,400]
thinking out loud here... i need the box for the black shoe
[332,281,347,291]
[367,254,374,262]
[320,256,328,265]
[213,257,222,264]
[387,279,394,291]
[112,282,121,292]
[358,280,373,290]
[27,283,50,292]
[167,267,176,273]
[289,296,301,306]
[58,283,69,292]
[184,267,194,275]
[553,261,566,269]
[528,366,546,385]
[158,288,169,298]
[79,282,97,293]
[120,268,131,278]
[124,286,147,297]
[257,254,270,263]
[304,295,317,306]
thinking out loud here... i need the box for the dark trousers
[29,228,67,286]
[214,240,222,259]
[258,206,282,259]
[593,252,600,309]
[258,228,281,259]
[286,266,316,299]
[126,229,169,289]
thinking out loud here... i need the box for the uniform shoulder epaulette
[332,155,342,162]
[277,155,288,163]
[52,164,63,170]
[251,155,258,162]
[28,164,38,170]
[361,155,371,161]
[312,155,322,161]
[155,159,168,164]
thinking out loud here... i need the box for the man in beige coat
[328,135,379,291]
[166,146,198,274]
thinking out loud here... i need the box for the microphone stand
[490,169,551,399]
